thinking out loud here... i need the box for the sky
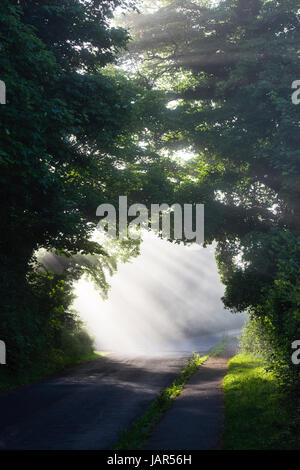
[73,232,246,355]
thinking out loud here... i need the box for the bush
[239,317,270,358]
[0,265,94,374]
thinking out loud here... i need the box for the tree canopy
[1,0,300,389]
[0,0,174,368]
[120,0,300,384]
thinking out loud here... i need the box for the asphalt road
[143,342,237,450]
[0,354,187,450]
[0,333,238,450]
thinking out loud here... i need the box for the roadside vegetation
[121,0,300,405]
[0,328,104,395]
[114,338,235,450]
[208,337,235,358]
[0,0,172,378]
[1,1,300,449]
[114,352,208,450]
[223,324,300,450]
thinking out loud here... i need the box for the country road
[0,332,238,450]
[0,354,188,450]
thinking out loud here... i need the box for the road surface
[0,333,238,450]
[0,354,187,450]
[143,342,237,450]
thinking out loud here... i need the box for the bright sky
[73,232,246,354]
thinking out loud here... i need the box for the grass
[0,350,107,396]
[113,337,237,450]
[113,352,208,450]
[208,336,235,357]
[223,353,293,450]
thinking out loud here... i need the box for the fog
[73,232,246,355]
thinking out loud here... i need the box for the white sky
[73,232,246,354]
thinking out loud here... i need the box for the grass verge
[113,337,237,450]
[113,353,208,450]
[208,337,235,357]
[0,350,106,396]
[223,353,293,450]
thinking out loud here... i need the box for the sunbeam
[73,232,246,355]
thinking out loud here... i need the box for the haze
[73,232,246,355]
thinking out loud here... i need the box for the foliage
[223,353,300,449]
[2,0,300,400]
[0,0,175,373]
[238,317,270,358]
[229,230,300,388]
[209,336,236,357]
[124,0,300,389]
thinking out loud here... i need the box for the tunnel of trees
[0,0,300,398]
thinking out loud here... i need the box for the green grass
[0,350,106,396]
[208,336,236,357]
[113,337,237,450]
[113,353,208,450]
[223,353,292,450]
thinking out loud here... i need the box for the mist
[72,232,246,355]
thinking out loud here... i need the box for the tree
[0,0,175,369]
[124,0,300,384]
